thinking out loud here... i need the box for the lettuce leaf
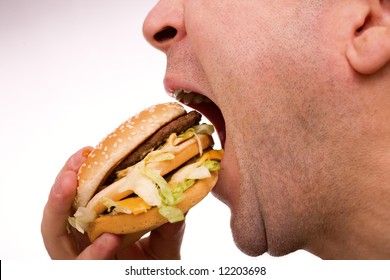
[158,205,185,223]
[67,207,97,234]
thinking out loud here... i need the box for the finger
[41,148,90,259]
[143,221,186,259]
[42,170,80,259]
[55,147,93,182]
[77,233,123,260]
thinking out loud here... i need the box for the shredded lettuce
[173,179,195,196]
[140,166,175,205]
[68,207,97,234]
[158,205,185,223]
[189,166,211,179]
[139,166,188,223]
[173,124,214,147]
[193,124,215,135]
[177,128,195,142]
[202,160,221,172]
[120,164,162,206]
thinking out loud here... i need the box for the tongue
[185,102,226,149]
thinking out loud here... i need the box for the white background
[0,0,317,261]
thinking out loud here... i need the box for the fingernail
[71,147,92,169]
[82,147,93,158]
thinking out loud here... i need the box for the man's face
[143,0,355,256]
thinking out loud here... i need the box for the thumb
[77,233,122,260]
[143,221,186,259]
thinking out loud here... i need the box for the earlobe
[347,25,390,74]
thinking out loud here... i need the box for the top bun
[74,102,186,209]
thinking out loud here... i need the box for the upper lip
[164,77,206,99]
[163,76,226,148]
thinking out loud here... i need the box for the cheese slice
[113,196,151,215]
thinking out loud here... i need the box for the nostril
[153,26,178,42]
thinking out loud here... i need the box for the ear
[346,1,390,75]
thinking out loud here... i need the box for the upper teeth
[173,89,212,105]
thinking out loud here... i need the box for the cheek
[185,5,281,111]
[186,2,260,69]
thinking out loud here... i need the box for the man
[42,0,390,259]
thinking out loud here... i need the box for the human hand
[41,147,185,259]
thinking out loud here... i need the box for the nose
[143,0,185,53]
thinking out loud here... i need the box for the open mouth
[170,90,226,149]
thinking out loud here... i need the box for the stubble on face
[185,0,353,257]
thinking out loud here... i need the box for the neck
[308,203,390,259]
[307,146,390,259]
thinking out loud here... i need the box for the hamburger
[68,102,223,243]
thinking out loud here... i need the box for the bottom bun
[87,172,218,242]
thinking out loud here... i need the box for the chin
[230,210,268,257]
